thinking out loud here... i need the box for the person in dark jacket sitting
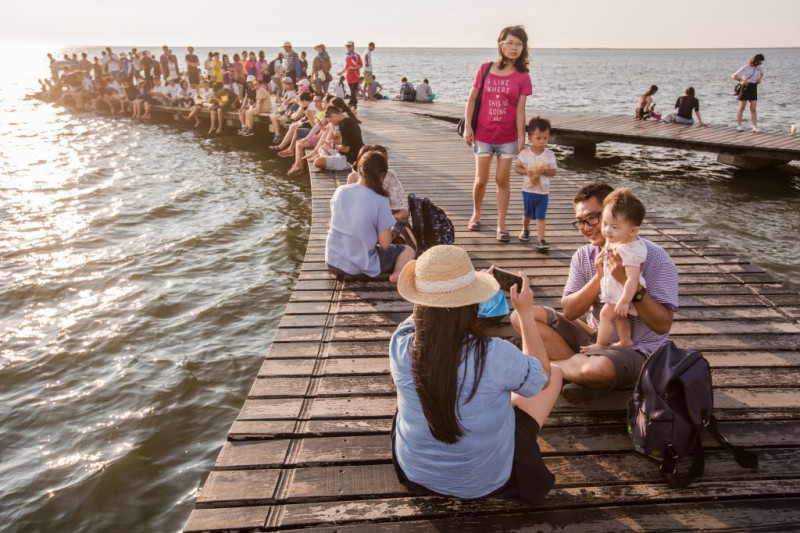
[673,87,706,126]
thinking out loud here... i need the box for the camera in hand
[492,267,523,292]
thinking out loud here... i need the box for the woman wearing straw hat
[391,245,562,504]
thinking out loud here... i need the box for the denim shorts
[474,140,518,159]
[377,243,405,274]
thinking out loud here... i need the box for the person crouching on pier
[635,85,658,120]
[324,150,414,282]
[390,245,561,505]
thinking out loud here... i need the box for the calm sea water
[2,45,798,533]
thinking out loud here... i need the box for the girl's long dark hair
[411,304,490,444]
[750,53,765,66]
[330,96,361,123]
[642,84,658,97]
[496,25,529,73]
[358,151,388,197]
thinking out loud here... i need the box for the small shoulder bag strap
[703,412,759,469]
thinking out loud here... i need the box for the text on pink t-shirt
[473,66,532,144]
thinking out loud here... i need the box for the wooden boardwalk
[184,102,800,532]
[397,100,800,168]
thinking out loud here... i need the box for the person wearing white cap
[390,245,561,504]
[338,41,362,108]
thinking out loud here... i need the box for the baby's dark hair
[527,115,551,133]
[602,188,646,226]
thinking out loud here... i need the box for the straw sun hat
[397,245,499,308]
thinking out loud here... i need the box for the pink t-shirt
[473,66,532,144]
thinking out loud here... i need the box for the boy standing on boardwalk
[515,116,557,250]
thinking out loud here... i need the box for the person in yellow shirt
[211,52,223,85]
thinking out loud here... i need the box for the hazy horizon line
[14,44,799,52]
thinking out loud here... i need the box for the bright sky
[3,0,798,49]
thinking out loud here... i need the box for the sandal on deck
[467,220,481,231]
[496,230,510,242]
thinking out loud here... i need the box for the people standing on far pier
[515,116,557,250]
[732,53,764,133]
[340,41,363,109]
[390,245,560,504]
[635,85,657,120]
[362,42,375,102]
[312,44,332,95]
[283,42,300,82]
[185,47,201,86]
[462,25,532,243]
[672,87,705,126]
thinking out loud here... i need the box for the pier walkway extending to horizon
[184,102,800,532]
[400,101,800,169]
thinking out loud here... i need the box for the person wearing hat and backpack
[390,245,562,504]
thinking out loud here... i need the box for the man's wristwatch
[632,286,647,303]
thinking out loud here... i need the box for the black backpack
[400,82,416,102]
[627,341,758,488]
[407,193,455,253]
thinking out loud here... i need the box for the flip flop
[496,230,510,242]
[467,221,481,231]
[278,148,293,158]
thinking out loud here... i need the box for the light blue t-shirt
[389,317,548,498]
[325,184,396,277]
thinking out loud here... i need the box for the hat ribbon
[416,270,475,294]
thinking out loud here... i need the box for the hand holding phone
[492,266,524,292]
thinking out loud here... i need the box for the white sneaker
[736,125,744,131]
[752,127,761,133]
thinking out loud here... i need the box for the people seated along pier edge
[510,182,679,390]
[635,84,658,120]
[313,105,364,172]
[390,245,560,504]
[671,87,706,126]
[324,150,414,282]
[346,144,409,234]
[414,78,436,103]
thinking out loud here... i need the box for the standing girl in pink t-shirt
[462,26,532,242]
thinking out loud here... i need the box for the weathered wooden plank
[274,479,800,528]
[196,469,280,506]
[279,498,800,532]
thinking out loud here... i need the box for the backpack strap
[702,412,759,469]
[661,442,705,489]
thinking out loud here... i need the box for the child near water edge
[583,188,648,351]
[515,116,557,250]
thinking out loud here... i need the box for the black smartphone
[492,267,524,292]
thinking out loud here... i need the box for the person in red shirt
[338,41,362,109]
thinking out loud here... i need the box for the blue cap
[477,289,509,318]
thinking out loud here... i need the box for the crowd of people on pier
[40,33,766,510]
[40,43,439,174]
